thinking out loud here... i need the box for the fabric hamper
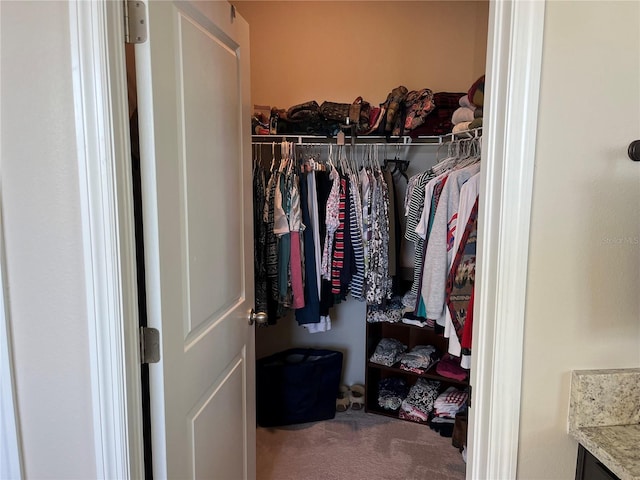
[256,348,343,427]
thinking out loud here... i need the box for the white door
[135,1,255,479]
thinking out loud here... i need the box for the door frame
[68,1,145,478]
[0,209,23,479]
[65,1,545,479]
[468,1,545,477]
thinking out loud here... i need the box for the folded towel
[474,107,483,119]
[469,117,483,130]
[458,95,476,110]
[452,107,475,125]
[452,122,472,134]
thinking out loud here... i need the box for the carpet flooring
[257,409,466,480]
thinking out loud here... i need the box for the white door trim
[68,1,144,479]
[0,208,23,480]
[68,0,546,478]
[468,0,545,478]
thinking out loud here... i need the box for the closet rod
[251,127,482,147]
[251,135,420,145]
[251,142,414,148]
[251,140,477,148]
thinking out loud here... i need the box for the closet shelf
[366,361,469,387]
[365,316,471,429]
[251,128,481,146]
[363,405,407,422]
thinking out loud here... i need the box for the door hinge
[124,0,148,44]
[140,327,160,364]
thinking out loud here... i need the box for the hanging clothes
[294,171,320,325]
[253,166,268,315]
[398,133,482,365]
[252,140,408,332]
[421,162,481,326]
[446,198,479,368]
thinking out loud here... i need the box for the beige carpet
[257,409,466,480]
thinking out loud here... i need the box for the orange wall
[232,1,489,111]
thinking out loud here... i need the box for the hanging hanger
[252,144,257,175]
[270,142,277,173]
[432,139,458,175]
[253,143,264,177]
[366,144,374,172]
[393,144,409,182]
[372,143,381,174]
[348,143,357,175]
[278,141,289,173]
[327,143,336,172]
[456,137,479,168]
[381,143,409,181]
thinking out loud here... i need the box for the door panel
[179,11,243,339]
[190,356,245,480]
[135,2,255,479]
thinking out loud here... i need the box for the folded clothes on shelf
[366,296,405,323]
[369,338,407,367]
[399,378,441,423]
[435,353,468,381]
[399,345,440,374]
[377,377,409,411]
[433,386,469,419]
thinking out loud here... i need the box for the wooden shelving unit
[364,319,470,423]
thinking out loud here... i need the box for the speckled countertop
[569,369,640,480]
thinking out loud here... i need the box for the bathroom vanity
[569,369,640,480]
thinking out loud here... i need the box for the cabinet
[364,318,469,420]
[575,445,620,480]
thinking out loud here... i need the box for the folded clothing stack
[399,345,440,374]
[377,377,410,411]
[399,378,441,423]
[401,311,431,328]
[369,338,407,367]
[366,296,406,324]
[436,353,468,382]
[434,387,469,417]
[452,75,485,134]
[429,386,469,437]
[451,95,476,134]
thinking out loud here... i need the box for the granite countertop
[569,369,640,480]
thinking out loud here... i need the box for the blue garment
[295,172,321,325]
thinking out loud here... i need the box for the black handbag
[320,101,351,123]
[256,348,343,427]
[320,98,371,133]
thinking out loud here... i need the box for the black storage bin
[256,348,343,427]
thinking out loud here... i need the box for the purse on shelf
[320,97,371,132]
[320,101,351,123]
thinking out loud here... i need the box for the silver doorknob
[249,309,268,326]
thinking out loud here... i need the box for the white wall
[232,0,489,110]
[0,2,97,478]
[517,2,640,478]
[256,301,368,386]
